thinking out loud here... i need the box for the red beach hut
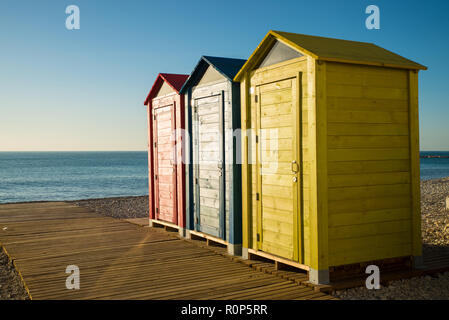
[144,73,189,236]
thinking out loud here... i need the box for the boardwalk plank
[0,202,331,300]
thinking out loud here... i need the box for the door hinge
[257,233,260,242]
[155,174,158,180]
[195,178,198,185]
[195,216,198,224]
[255,135,259,144]
[154,142,157,148]
[255,95,258,103]
[156,208,159,213]
[256,193,260,201]
[153,115,156,120]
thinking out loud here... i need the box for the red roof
[143,73,189,105]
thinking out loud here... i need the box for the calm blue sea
[0,152,148,204]
[0,151,448,204]
[420,151,449,181]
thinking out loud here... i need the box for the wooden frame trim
[320,57,427,71]
[152,106,160,221]
[150,219,180,231]
[241,74,252,249]
[218,90,226,240]
[188,230,228,246]
[250,56,308,78]
[307,58,329,271]
[184,89,195,232]
[408,70,422,257]
[247,248,310,272]
[315,60,329,271]
[147,103,155,221]
[229,82,243,246]
[254,85,262,250]
[294,71,304,263]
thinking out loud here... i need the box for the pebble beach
[1,178,449,300]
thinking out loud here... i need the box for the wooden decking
[0,202,334,300]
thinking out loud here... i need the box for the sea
[420,151,449,181]
[0,152,148,204]
[0,151,448,204]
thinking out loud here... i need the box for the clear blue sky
[0,0,447,151]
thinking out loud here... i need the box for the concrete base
[184,230,192,240]
[309,268,330,285]
[178,228,186,238]
[227,244,242,256]
[413,255,426,269]
[242,247,249,260]
[148,219,154,228]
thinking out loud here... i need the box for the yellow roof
[234,30,427,81]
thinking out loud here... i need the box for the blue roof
[180,56,246,93]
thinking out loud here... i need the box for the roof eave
[144,73,186,105]
[319,56,428,70]
[234,30,319,82]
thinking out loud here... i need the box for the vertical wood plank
[147,103,155,220]
[307,57,318,269]
[171,103,178,225]
[294,72,303,263]
[308,57,329,271]
[185,90,194,231]
[241,76,251,249]
[152,108,160,221]
[176,94,186,228]
[219,90,226,239]
[255,85,263,250]
[409,70,422,257]
[315,60,329,271]
[193,98,201,231]
[229,82,243,245]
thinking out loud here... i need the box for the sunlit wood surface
[0,202,335,300]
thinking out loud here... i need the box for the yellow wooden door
[256,78,300,261]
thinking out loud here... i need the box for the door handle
[291,160,299,173]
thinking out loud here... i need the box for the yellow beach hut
[234,30,427,284]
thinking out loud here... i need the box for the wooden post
[408,70,423,263]
[308,57,329,284]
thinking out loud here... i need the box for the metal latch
[257,233,260,241]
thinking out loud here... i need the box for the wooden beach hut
[180,56,246,255]
[144,73,189,236]
[234,30,427,284]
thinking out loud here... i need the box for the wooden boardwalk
[0,202,334,300]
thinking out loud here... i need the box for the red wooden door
[152,103,177,224]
